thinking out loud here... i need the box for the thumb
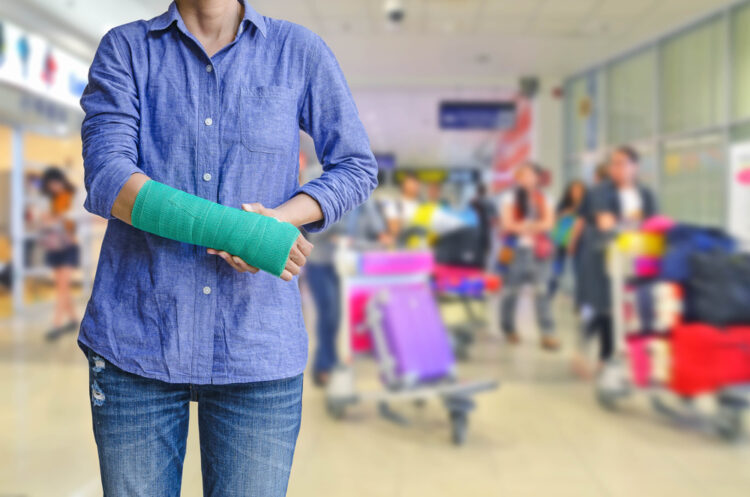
[242,202,264,214]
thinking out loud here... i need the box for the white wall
[533,77,565,195]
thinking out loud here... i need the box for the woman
[78,1,377,495]
[548,180,586,297]
[499,163,559,351]
[574,146,657,376]
[40,167,79,341]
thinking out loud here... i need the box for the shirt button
[203,286,212,295]
[203,173,212,182]
[204,117,213,126]
[206,64,213,73]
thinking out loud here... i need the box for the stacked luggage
[601,221,750,440]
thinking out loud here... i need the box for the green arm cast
[131,180,300,277]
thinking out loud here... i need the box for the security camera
[384,0,405,24]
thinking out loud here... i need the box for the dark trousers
[306,263,341,374]
[585,313,614,361]
[548,245,567,297]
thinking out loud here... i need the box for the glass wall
[563,3,750,228]
[661,17,726,135]
[606,49,656,144]
[731,2,750,120]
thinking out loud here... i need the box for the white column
[10,127,25,313]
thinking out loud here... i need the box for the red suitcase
[670,323,750,396]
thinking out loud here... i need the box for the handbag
[498,245,515,265]
[534,234,554,260]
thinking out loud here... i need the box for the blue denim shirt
[78,1,377,384]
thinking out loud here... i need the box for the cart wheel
[326,399,346,420]
[449,329,473,362]
[716,405,744,442]
[450,411,469,446]
[596,388,620,411]
[456,343,470,362]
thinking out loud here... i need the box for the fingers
[207,249,259,274]
[232,256,260,274]
[296,234,313,257]
[288,245,306,267]
[242,202,266,215]
[217,251,245,272]
[282,236,313,281]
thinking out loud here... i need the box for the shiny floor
[2,293,750,497]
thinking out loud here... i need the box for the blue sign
[439,101,516,130]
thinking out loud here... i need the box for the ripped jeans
[500,248,555,336]
[85,347,303,497]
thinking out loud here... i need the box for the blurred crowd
[304,143,658,386]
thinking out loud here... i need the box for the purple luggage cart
[327,245,498,445]
[369,283,456,386]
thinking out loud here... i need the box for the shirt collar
[149,1,267,38]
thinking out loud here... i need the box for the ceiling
[7,0,737,86]
[1,0,737,168]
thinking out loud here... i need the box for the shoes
[540,335,560,351]
[571,355,594,379]
[312,371,331,388]
[45,320,78,342]
[506,333,521,345]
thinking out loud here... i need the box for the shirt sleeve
[80,30,142,220]
[297,36,378,233]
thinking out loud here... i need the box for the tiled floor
[1,295,749,497]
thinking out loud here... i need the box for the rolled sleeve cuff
[84,161,142,220]
[297,181,337,233]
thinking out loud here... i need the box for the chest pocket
[240,86,298,155]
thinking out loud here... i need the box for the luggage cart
[432,264,502,360]
[596,232,750,441]
[325,242,498,445]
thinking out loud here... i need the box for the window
[732,3,750,120]
[606,49,656,144]
[661,17,726,134]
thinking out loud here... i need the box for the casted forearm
[113,175,300,277]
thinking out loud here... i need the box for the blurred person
[548,180,586,297]
[305,198,389,387]
[305,225,342,388]
[39,167,80,341]
[77,1,377,496]
[499,163,559,350]
[384,172,421,245]
[567,163,609,257]
[345,198,390,246]
[573,147,657,377]
[470,182,498,269]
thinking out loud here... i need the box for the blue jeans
[305,263,340,374]
[86,348,303,497]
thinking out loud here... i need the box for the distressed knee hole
[92,356,105,373]
[91,380,105,406]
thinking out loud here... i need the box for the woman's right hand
[208,203,314,281]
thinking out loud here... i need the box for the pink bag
[634,257,661,278]
[359,251,434,275]
[533,235,554,260]
[627,336,652,388]
[349,289,374,354]
[642,215,675,233]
